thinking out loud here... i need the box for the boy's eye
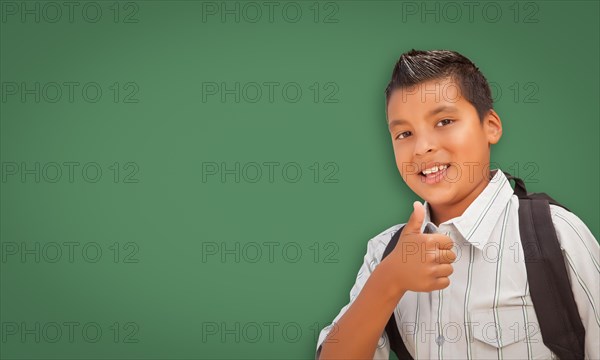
[394,119,454,141]
[437,119,454,127]
[395,131,411,140]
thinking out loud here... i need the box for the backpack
[381,171,585,360]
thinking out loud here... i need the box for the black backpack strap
[517,196,585,359]
[381,226,414,360]
[503,171,572,212]
[503,171,529,199]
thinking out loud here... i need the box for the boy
[316,49,599,359]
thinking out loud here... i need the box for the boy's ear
[484,109,503,145]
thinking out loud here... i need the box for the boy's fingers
[437,237,454,250]
[404,201,425,235]
[435,263,454,277]
[435,277,451,289]
[427,235,454,250]
[438,249,457,263]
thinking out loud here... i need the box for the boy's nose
[414,135,438,156]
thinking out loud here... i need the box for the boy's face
[386,76,502,212]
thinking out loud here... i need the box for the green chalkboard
[1,1,598,358]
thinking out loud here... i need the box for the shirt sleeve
[550,205,600,359]
[315,224,403,360]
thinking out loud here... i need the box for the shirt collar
[420,168,514,250]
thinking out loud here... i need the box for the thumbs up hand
[380,201,456,294]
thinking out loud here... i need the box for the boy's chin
[414,186,456,206]
[422,198,453,209]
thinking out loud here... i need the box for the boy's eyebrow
[388,105,458,129]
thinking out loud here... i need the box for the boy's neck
[429,169,493,227]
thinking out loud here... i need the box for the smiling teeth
[422,164,448,175]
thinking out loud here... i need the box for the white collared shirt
[316,168,599,359]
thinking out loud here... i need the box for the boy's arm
[551,206,600,359]
[315,226,402,360]
[316,202,454,359]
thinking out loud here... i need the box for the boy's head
[385,49,494,122]
[385,49,503,224]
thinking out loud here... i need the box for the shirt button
[436,335,445,346]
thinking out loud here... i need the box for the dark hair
[385,49,493,122]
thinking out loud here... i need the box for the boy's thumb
[405,201,425,235]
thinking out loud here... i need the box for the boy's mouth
[419,164,451,184]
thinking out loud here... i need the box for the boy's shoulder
[548,203,599,247]
[549,203,582,224]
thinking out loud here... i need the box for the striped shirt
[316,168,600,359]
